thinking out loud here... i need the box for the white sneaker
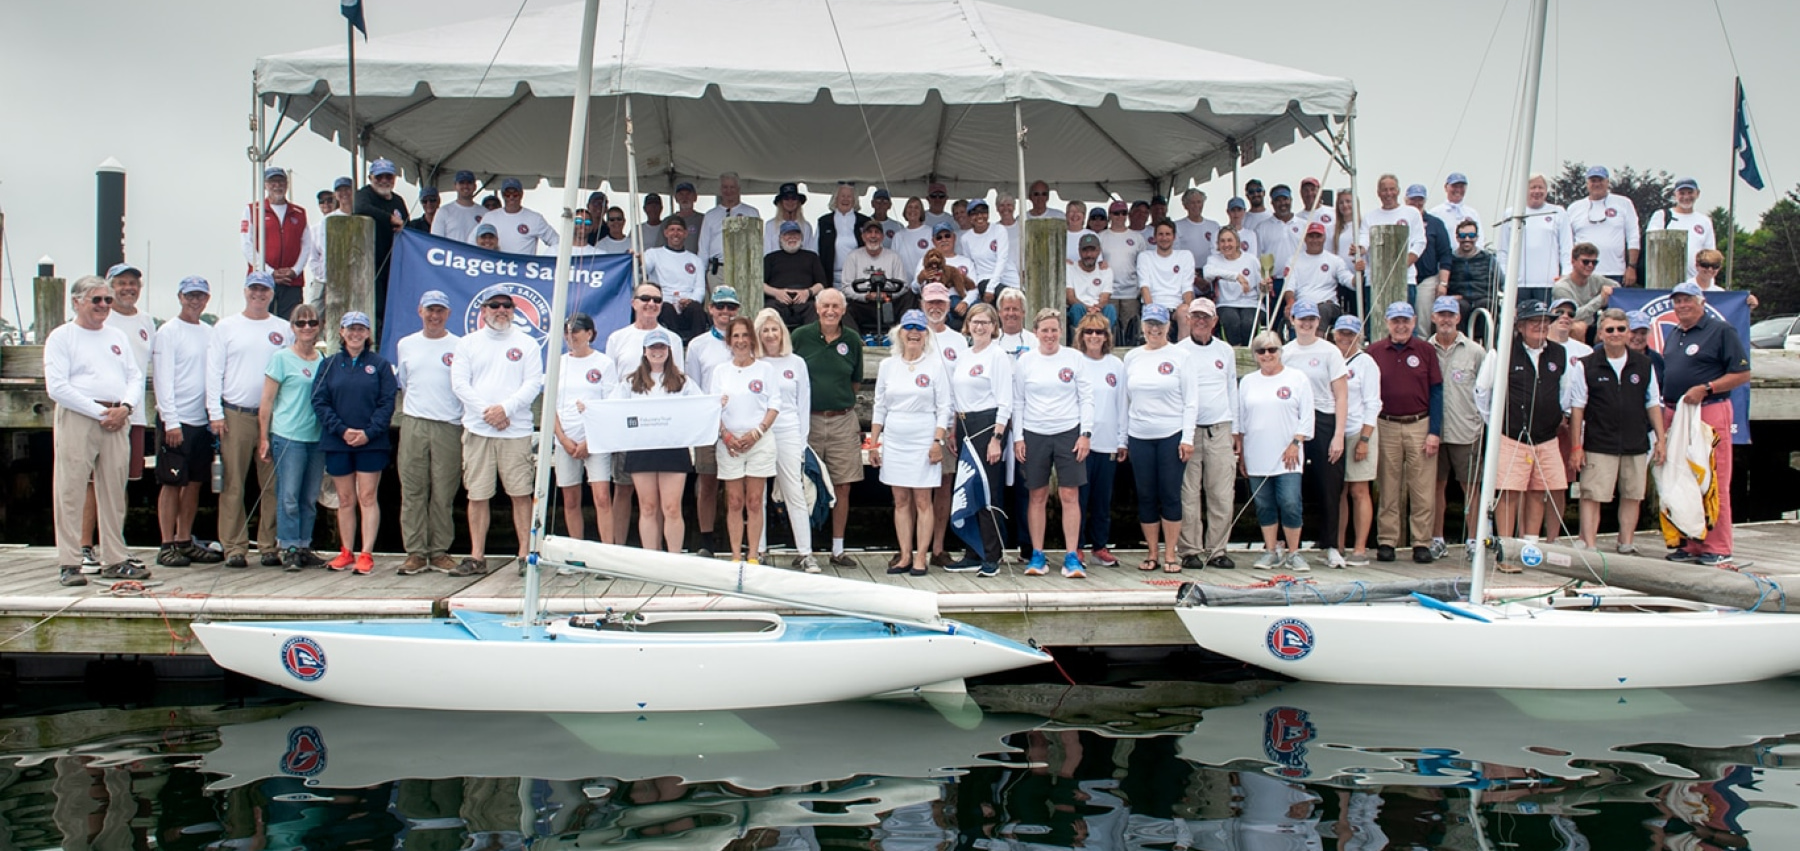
[1325,548,1348,569]
[798,554,822,573]
[1286,552,1311,572]
[1429,539,1449,560]
[1252,551,1282,569]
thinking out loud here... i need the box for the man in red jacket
[240,166,314,319]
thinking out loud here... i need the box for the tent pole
[347,18,359,182]
[525,0,602,624]
[1014,102,1028,227]
[251,77,265,281]
[1346,102,1365,323]
[626,96,645,286]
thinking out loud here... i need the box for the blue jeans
[269,433,324,549]
[1077,451,1118,549]
[1250,473,1303,529]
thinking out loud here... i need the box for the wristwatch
[1358,434,1370,444]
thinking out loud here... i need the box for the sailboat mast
[524,0,604,623]
[1468,0,1550,600]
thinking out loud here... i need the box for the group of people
[47,164,1750,586]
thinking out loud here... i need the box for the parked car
[1750,314,1799,349]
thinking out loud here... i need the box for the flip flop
[1139,559,1158,572]
[1162,561,1183,574]
[1496,563,1523,574]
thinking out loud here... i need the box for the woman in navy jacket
[311,311,397,574]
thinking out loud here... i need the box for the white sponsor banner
[582,394,721,452]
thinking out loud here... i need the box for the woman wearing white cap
[1121,303,1198,573]
[1280,301,1348,569]
[257,303,327,571]
[1331,315,1382,565]
[310,310,397,576]
[1236,331,1314,570]
[754,308,820,572]
[946,303,1012,576]
[550,312,617,546]
[1072,313,1127,570]
[618,328,698,554]
[869,309,953,577]
[712,317,782,563]
[1203,228,1269,346]
[1012,309,1096,579]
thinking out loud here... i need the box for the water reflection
[0,680,1797,850]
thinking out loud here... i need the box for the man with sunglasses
[207,272,291,568]
[923,182,955,233]
[643,218,707,339]
[1445,218,1502,335]
[595,206,633,254]
[1100,200,1146,344]
[1552,242,1611,342]
[684,286,742,558]
[449,285,544,575]
[407,186,440,233]
[1025,180,1059,220]
[45,276,147,587]
[1241,179,1273,231]
[479,177,557,256]
[1567,308,1666,555]
[1565,166,1640,286]
[352,159,411,328]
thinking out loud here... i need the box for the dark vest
[1577,349,1652,455]
[1502,338,1565,446]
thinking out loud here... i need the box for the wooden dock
[4,521,1797,657]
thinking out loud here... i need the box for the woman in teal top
[258,303,326,571]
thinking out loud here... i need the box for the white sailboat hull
[193,611,1049,713]
[1176,598,1800,689]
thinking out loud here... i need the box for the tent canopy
[257,0,1356,198]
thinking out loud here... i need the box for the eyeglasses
[484,301,515,310]
[1697,262,1722,270]
[607,217,624,223]
[1456,233,1478,240]
[88,295,115,305]
[1081,329,1108,337]
[1030,190,1048,197]
[1254,347,1279,355]
[934,233,955,240]
[711,302,738,310]
[574,218,592,226]
[292,319,321,327]
[1110,211,1127,216]
[928,192,947,199]
[1601,326,1628,334]
[635,295,663,304]
[1576,258,1598,267]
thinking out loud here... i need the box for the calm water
[11,673,1800,850]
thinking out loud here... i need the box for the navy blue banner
[383,230,634,362]
[1610,288,1752,444]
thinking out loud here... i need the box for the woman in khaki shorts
[1332,316,1382,566]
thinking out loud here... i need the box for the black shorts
[156,424,215,487]
[1022,427,1086,490]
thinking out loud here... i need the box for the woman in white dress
[710,317,781,564]
[1235,331,1315,571]
[869,309,952,577]
[754,308,819,572]
[551,312,617,544]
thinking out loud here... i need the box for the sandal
[1163,561,1183,573]
[1139,559,1158,572]
[1496,563,1523,574]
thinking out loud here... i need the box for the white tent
[255,0,1356,197]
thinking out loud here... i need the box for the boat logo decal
[281,636,328,681]
[1262,706,1315,778]
[281,725,327,777]
[1519,543,1544,568]
[1265,617,1314,661]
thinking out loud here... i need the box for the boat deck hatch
[548,612,788,642]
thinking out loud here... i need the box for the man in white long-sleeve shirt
[1644,177,1716,280]
[1356,175,1427,285]
[207,272,291,567]
[431,170,485,244]
[1564,165,1640,285]
[1173,298,1238,570]
[152,277,223,568]
[480,178,558,255]
[44,276,147,586]
[1429,172,1484,248]
[394,290,465,575]
[449,285,544,575]
[699,172,760,288]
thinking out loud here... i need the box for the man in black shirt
[763,220,827,328]
[1659,283,1752,567]
[353,158,410,330]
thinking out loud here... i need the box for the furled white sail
[540,537,944,629]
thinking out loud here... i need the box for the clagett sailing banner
[1610,288,1752,445]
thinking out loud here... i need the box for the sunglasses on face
[1030,191,1048,197]
[484,301,515,310]
[934,233,955,240]
[1602,326,1628,334]
[1576,258,1598,266]
[1698,262,1721,270]
[292,319,321,327]
[636,294,663,304]
[1081,329,1108,336]
[574,218,592,226]
[88,295,115,305]
[1254,347,1279,355]
[607,217,624,223]
[928,193,947,199]
[1456,233,1478,240]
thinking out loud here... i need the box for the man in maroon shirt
[1367,302,1443,563]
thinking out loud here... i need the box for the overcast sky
[2,0,1793,323]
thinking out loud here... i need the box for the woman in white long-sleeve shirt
[1331,316,1383,565]
[1280,301,1348,570]
[946,303,1012,576]
[1236,331,1315,572]
[710,317,781,564]
[1072,313,1127,570]
[1496,174,1573,289]
[754,309,820,572]
[1120,304,1198,573]
[870,310,952,577]
[1203,228,1270,346]
[1012,309,1096,579]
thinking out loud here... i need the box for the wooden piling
[1645,230,1690,289]
[722,217,765,317]
[1022,219,1066,318]
[33,275,66,342]
[324,215,376,350]
[1367,224,1410,321]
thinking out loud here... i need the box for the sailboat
[1172,0,1800,690]
[191,0,1050,712]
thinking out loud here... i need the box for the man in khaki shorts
[792,289,864,566]
[1568,308,1666,554]
[449,285,544,575]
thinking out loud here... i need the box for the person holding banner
[618,329,699,554]
[946,303,1013,577]
[713,317,782,565]
[1691,248,1758,308]
[870,310,954,578]
[312,311,396,576]
[552,313,618,546]
[609,282,689,549]
[449,285,545,576]
[754,309,819,572]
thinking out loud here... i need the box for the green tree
[1732,189,1800,316]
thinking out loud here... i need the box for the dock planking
[6,521,1797,657]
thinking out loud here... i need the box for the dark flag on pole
[1734,81,1764,191]
[342,0,368,38]
[948,438,989,556]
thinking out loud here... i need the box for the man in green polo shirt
[792,288,864,566]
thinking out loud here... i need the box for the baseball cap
[927,181,948,195]
[1088,207,1108,220]
[1332,315,1362,335]
[474,284,514,303]
[860,218,885,234]
[921,282,952,303]
[1628,310,1652,331]
[333,177,354,190]
[1433,296,1462,315]
[419,186,440,200]
[776,182,805,202]
[587,190,607,205]
[1188,297,1217,316]
[1585,165,1610,180]
[1305,221,1327,236]
[368,158,398,178]
[177,276,210,295]
[967,198,989,213]
[643,328,673,348]
[1151,195,1169,206]
[418,290,451,309]
[710,285,741,305]
[675,181,697,194]
[1300,177,1320,188]
[899,309,930,330]
[1270,186,1292,199]
[1078,233,1101,249]
[340,311,372,329]
[933,222,956,237]
[1674,177,1699,191]
[1290,300,1320,320]
[872,188,891,200]
[1226,197,1247,211]
[1405,184,1428,200]
[245,271,275,289]
[1516,299,1551,320]
[1446,172,1469,185]
[644,192,662,205]
[779,220,803,235]
[1385,301,1415,320]
[501,177,524,193]
[474,222,499,238]
[1672,281,1704,297]
[1142,303,1171,325]
[1245,179,1264,190]
[106,263,142,280]
[1108,200,1129,214]
[1549,297,1577,313]
[262,166,286,181]
[454,170,477,183]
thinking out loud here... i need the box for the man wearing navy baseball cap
[352,158,410,328]
[432,169,485,242]
[1429,172,1483,247]
[1644,177,1717,279]
[407,186,440,233]
[241,165,314,319]
[480,177,558,255]
[1565,165,1640,285]
[1368,301,1443,564]
[393,289,464,575]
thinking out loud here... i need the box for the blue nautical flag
[1735,80,1764,191]
[342,0,368,38]
[949,438,989,555]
